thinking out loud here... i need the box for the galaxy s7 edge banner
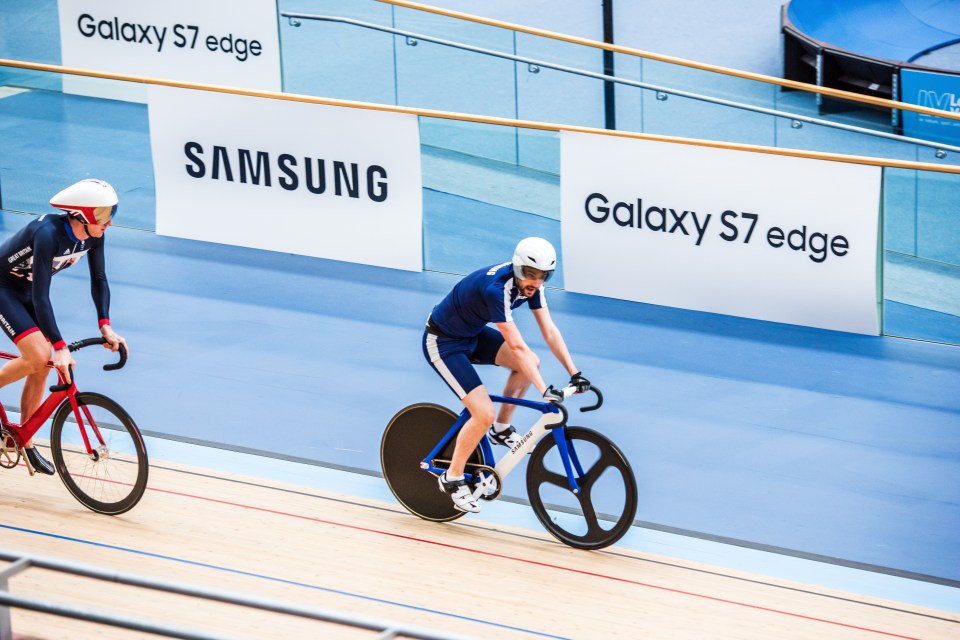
[561,132,882,334]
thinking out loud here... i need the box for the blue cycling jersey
[0,214,109,349]
[430,262,545,339]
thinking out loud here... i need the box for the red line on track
[147,484,925,640]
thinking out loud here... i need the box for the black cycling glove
[569,371,591,393]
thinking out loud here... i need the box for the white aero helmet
[50,179,118,226]
[512,236,557,282]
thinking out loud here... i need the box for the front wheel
[50,392,149,515]
[526,427,637,550]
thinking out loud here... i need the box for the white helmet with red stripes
[49,179,118,225]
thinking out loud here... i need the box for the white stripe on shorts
[425,333,468,399]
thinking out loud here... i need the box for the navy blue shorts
[422,326,505,399]
[0,283,40,344]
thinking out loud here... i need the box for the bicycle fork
[68,395,106,461]
[493,418,585,495]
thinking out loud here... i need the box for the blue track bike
[381,384,637,550]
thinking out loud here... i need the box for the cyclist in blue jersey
[423,237,590,513]
[0,179,128,475]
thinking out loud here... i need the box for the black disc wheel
[526,427,637,550]
[381,403,485,522]
[50,392,149,515]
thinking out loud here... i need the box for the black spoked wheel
[381,403,485,522]
[50,392,149,515]
[526,426,637,550]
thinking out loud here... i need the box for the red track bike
[0,338,147,514]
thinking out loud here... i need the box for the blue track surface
[0,91,154,230]
[0,217,956,585]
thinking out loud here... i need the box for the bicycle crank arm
[20,447,35,476]
[472,468,501,501]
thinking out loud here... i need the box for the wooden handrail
[376,0,960,122]
[1,58,958,174]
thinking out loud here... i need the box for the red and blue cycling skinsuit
[0,214,110,350]
[423,262,545,398]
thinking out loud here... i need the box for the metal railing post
[0,557,31,640]
[0,549,483,640]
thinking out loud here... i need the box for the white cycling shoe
[438,471,480,513]
[488,425,532,454]
[487,425,522,448]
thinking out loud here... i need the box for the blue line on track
[1,523,572,639]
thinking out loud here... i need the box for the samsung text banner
[149,86,423,271]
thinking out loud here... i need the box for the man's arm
[496,320,550,395]
[87,240,126,353]
[87,238,110,325]
[531,306,578,377]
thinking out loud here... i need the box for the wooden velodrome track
[1,444,957,640]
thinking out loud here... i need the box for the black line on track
[148,460,960,626]
[139,431,960,588]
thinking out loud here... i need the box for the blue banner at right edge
[901,68,960,145]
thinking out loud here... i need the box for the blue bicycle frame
[419,394,586,494]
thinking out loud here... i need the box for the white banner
[148,86,423,271]
[561,133,881,334]
[58,0,281,100]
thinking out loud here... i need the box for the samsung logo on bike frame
[182,142,389,203]
[510,429,534,455]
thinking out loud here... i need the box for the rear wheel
[381,403,486,522]
[526,426,637,550]
[50,392,149,515]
